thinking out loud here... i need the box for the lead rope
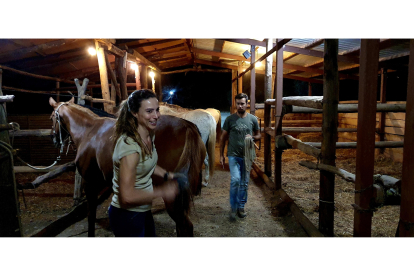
[15,103,68,170]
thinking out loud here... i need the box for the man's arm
[219,129,229,167]
[252,129,261,141]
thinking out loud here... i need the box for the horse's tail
[206,114,216,178]
[174,121,206,198]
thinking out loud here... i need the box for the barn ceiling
[0,38,410,85]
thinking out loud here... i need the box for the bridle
[51,102,72,160]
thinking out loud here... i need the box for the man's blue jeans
[228,156,250,212]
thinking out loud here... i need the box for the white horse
[205,108,221,142]
[160,104,216,187]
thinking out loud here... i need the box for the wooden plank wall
[255,100,405,163]
[336,101,405,162]
[8,115,76,166]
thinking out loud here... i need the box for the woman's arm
[118,153,176,209]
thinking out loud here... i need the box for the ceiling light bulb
[88,47,96,56]
[130,63,138,70]
[149,71,155,78]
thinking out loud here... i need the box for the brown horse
[49,97,206,237]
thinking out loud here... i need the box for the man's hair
[235,93,248,102]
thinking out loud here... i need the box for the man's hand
[220,155,226,169]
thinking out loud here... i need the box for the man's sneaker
[237,208,247,218]
[229,210,237,222]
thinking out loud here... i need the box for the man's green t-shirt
[223,113,259,158]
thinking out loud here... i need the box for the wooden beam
[115,55,128,100]
[135,64,141,90]
[104,50,121,101]
[0,64,75,84]
[212,39,225,62]
[74,78,89,105]
[195,59,238,70]
[318,39,339,237]
[152,54,188,63]
[142,43,186,56]
[222,39,267,47]
[81,95,115,104]
[379,68,387,147]
[161,68,231,75]
[0,39,78,63]
[232,39,291,82]
[2,85,75,96]
[250,45,256,115]
[95,41,111,112]
[193,48,246,61]
[232,69,237,113]
[141,65,148,89]
[399,39,414,237]
[283,45,360,64]
[128,39,182,49]
[354,39,380,237]
[274,40,284,190]
[128,49,161,72]
[149,51,189,61]
[284,39,324,62]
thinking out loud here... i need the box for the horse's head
[49,97,74,148]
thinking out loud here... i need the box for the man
[220,93,261,221]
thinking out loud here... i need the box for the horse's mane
[78,104,116,119]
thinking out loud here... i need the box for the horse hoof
[202,182,208,187]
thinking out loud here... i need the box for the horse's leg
[202,153,209,187]
[164,199,193,237]
[84,179,98,237]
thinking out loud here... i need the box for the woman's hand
[160,180,178,201]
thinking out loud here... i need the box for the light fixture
[243,50,251,59]
[149,71,155,78]
[169,90,174,95]
[88,47,96,56]
[130,63,138,70]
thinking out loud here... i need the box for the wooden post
[156,71,162,102]
[75,78,89,106]
[274,39,284,190]
[237,61,243,113]
[89,87,93,108]
[264,103,272,176]
[141,65,148,89]
[265,38,273,100]
[56,81,60,102]
[353,39,380,237]
[264,39,273,177]
[319,39,339,237]
[0,68,22,236]
[399,39,414,237]
[151,74,155,93]
[135,64,141,90]
[250,45,256,115]
[95,42,112,113]
[115,56,128,101]
[308,82,312,96]
[232,69,237,113]
[379,68,387,153]
[104,50,121,103]
[111,76,116,113]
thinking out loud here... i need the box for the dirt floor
[15,135,402,237]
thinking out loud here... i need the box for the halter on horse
[49,97,206,237]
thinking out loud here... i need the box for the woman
[109,89,178,237]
